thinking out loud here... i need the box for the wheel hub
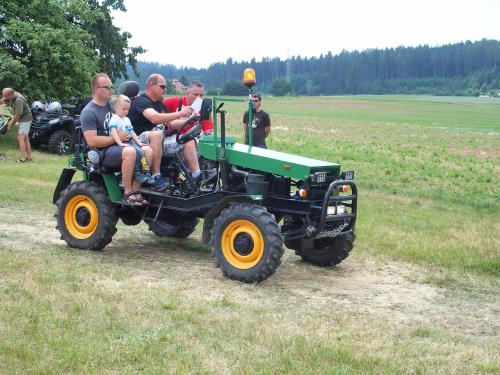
[64,194,99,239]
[59,139,70,153]
[233,233,254,255]
[220,219,265,270]
[75,207,91,227]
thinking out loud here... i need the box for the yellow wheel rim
[221,219,264,269]
[64,195,99,240]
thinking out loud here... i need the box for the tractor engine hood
[199,136,340,180]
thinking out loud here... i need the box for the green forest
[126,39,500,97]
[1,1,499,99]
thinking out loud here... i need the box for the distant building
[172,79,187,92]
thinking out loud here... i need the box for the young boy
[109,95,154,184]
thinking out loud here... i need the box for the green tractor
[53,69,357,282]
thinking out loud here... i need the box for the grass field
[0,95,499,374]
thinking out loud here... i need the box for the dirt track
[1,205,498,339]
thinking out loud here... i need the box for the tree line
[125,39,500,97]
[1,3,498,101]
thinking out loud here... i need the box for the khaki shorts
[18,121,31,135]
[137,127,165,145]
[138,131,151,145]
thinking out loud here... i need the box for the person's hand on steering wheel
[185,113,201,125]
[176,114,202,144]
[179,106,194,118]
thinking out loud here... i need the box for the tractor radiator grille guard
[308,179,357,238]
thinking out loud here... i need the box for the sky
[112,0,499,69]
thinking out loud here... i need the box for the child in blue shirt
[109,95,153,184]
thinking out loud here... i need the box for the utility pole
[286,46,291,81]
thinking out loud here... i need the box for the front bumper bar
[308,179,357,238]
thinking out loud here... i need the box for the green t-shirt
[9,93,32,123]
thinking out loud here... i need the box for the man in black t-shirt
[243,94,271,149]
[128,73,202,184]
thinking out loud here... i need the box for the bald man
[0,87,33,162]
[128,73,204,186]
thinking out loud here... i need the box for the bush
[270,77,292,96]
[222,79,247,96]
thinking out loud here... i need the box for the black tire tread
[55,181,117,250]
[211,203,284,283]
[148,216,199,239]
[288,231,355,267]
[48,129,72,155]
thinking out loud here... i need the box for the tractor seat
[86,150,121,174]
[117,81,140,99]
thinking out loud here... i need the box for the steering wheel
[176,114,202,144]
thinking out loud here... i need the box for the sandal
[121,191,146,206]
[133,192,149,205]
[15,159,26,163]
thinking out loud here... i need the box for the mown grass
[0,96,499,373]
[220,95,499,274]
[1,233,499,374]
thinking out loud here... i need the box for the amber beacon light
[243,68,256,88]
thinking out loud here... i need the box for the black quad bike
[0,113,12,161]
[29,101,82,155]
[53,72,357,283]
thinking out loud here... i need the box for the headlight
[341,170,355,180]
[312,171,327,184]
[327,205,346,215]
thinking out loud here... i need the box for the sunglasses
[154,83,167,90]
[98,85,114,91]
[252,98,260,102]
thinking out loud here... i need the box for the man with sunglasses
[80,73,153,203]
[128,74,204,187]
[243,93,271,149]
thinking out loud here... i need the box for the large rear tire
[286,231,355,267]
[117,206,142,226]
[55,181,117,250]
[211,204,284,283]
[148,216,199,238]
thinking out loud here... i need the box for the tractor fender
[201,195,262,245]
[53,168,76,204]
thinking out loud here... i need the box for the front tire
[49,129,73,155]
[211,204,284,283]
[55,181,117,250]
[286,231,355,267]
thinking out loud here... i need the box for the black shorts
[101,145,124,169]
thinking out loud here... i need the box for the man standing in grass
[0,87,33,162]
[243,94,271,149]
